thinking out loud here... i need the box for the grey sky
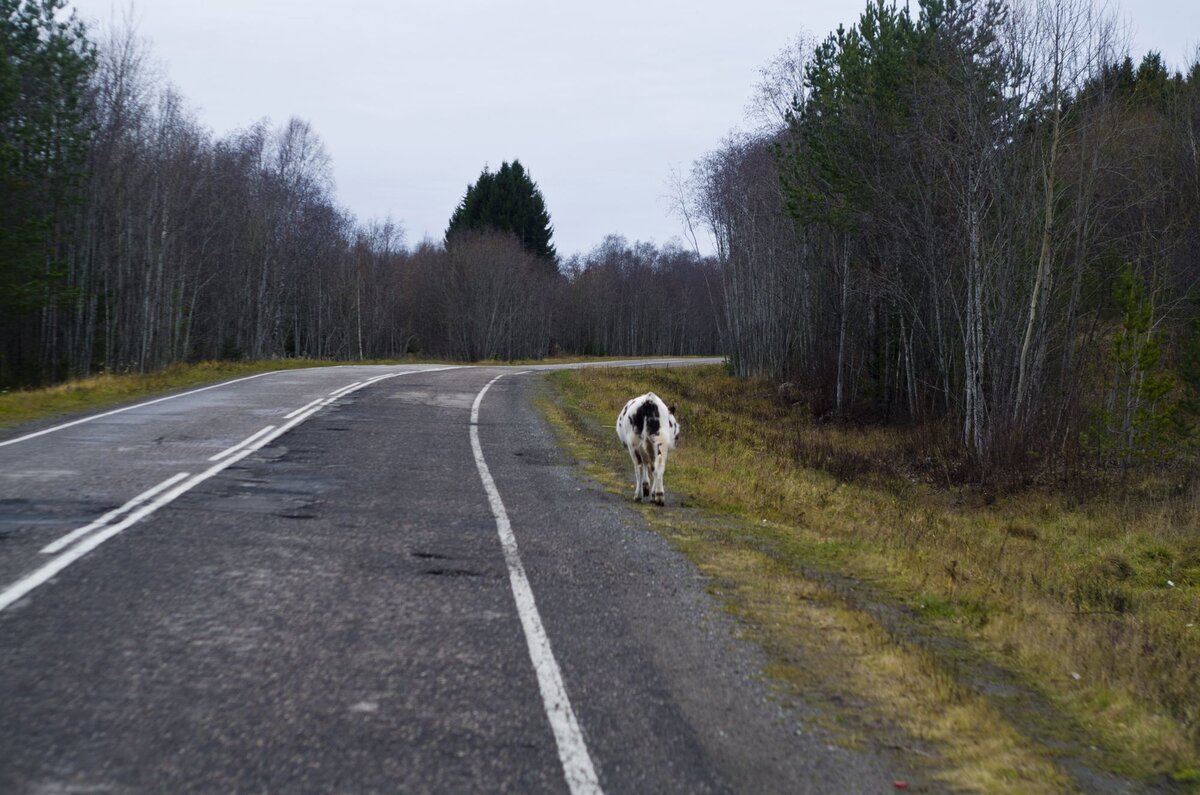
[70,1,1198,257]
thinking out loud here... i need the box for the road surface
[0,361,907,793]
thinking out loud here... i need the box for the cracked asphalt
[0,361,906,793]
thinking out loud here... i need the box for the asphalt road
[0,361,907,793]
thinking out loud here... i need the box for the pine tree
[0,0,96,382]
[446,160,557,264]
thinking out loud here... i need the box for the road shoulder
[483,373,911,793]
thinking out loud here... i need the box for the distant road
[0,358,901,793]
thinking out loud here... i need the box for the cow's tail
[631,399,660,438]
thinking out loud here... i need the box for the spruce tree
[1,0,95,381]
[446,160,557,264]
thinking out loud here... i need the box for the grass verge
[540,364,1200,793]
[0,355,707,434]
[0,360,348,431]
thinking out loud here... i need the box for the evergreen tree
[0,0,95,380]
[446,160,557,264]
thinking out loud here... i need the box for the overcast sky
[68,1,1198,258]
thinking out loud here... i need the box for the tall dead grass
[547,364,1200,784]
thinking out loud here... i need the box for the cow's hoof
[634,494,642,502]
[653,493,665,506]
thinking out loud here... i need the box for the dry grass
[690,540,1071,793]
[541,364,1200,790]
[0,355,667,433]
[0,359,384,431]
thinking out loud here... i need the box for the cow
[616,392,680,505]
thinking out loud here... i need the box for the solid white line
[469,373,602,795]
[0,371,282,449]
[207,425,276,461]
[329,381,364,397]
[40,472,191,554]
[0,367,459,615]
[284,398,323,419]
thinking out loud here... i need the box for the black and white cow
[616,392,680,505]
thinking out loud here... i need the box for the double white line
[208,425,277,462]
[0,368,456,614]
[39,472,192,555]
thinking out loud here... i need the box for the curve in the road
[0,367,460,613]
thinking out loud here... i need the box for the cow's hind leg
[651,443,667,505]
[628,447,644,501]
[639,447,652,499]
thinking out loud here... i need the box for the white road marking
[0,408,328,613]
[1,469,77,480]
[0,371,281,449]
[0,367,462,615]
[207,425,277,461]
[40,472,191,554]
[0,361,717,451]
[329,381,364,398]
[284,398,323,419]
[469,373,602,795]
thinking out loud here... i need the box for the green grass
[540,365,1200,792]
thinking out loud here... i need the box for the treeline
[558,236,722,357]
[384,232,719,361]
[688,0,1199,474]
[0,3,722,385]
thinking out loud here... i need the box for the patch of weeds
[1173,768,1200,784]
[1003,523,1040,541]
[919,596,960,621]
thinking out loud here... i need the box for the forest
[3,0,1197,477]
[684,0,1199,477]
[0,1,719,386]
